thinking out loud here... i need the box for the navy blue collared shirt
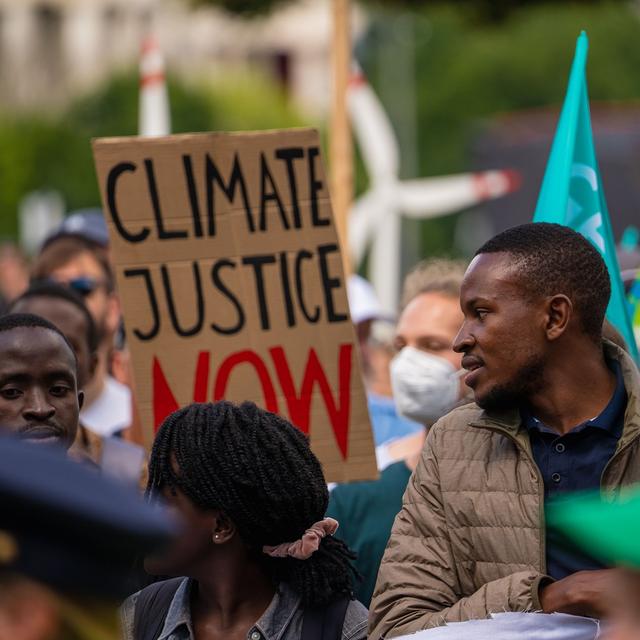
[522,360,627,580]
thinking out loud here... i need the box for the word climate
[107,146,328,241]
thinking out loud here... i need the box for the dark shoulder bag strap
[133,577,184,640]
[301,596,351,640]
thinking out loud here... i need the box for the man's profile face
[11,297,94,389]
[0,327,82,449]
[453,252,547,410]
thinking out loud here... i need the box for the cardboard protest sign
[92,129,377,482]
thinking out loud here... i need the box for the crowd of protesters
[2,209,640,640]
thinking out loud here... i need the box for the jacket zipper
[470,424,546,574]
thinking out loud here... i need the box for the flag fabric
[534,32,638,361]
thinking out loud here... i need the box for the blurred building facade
[0,0,365,115]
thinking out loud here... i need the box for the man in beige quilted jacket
[369,222,640,638]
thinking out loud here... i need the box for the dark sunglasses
[47,277,106,297]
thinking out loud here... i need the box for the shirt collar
[158,578,193,640]
[589,359,627,434]
[156,579,301,640]
[252,583,301,640]
[522,359,627,437]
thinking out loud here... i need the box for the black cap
[0,437,174,598]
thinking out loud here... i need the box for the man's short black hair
[0,313,77,364]
[476,222,610,341]
[9,281,98,353]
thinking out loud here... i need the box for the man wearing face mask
[327,259,467,607]
[390,259,469,427]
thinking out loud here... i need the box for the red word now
[152,343,353,459]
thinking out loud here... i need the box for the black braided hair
[147,401,357,606]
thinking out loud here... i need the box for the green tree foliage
[357,2,640,254]
[190,0,623,21]
[0,72,303,238]
[360,0,625,23]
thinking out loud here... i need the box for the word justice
[123,243,348,341]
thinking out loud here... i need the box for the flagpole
[330,0,352,277]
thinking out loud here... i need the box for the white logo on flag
[567,163,605,253]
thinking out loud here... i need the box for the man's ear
[211,512,236,544]
[77,390,85,411]
[545,294,572,341]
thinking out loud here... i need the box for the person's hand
[540,569,623,619]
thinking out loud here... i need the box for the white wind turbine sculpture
[347,65,520,313]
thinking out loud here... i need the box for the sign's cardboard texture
[92,128,377,482]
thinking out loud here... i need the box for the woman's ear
[211,512,236,544]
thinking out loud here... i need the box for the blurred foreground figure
[328,259,467,607]
[548,488,640,640]
[0,436,172,640]
[369,223,640,638]
[123,401,367,640]
[33,211,132,439]
[0,313,81,450]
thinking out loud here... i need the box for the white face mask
[390,346,461,425]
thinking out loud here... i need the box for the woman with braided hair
[121,401,367,640]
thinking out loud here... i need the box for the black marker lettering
[182,155,203,238]
[106,162,150,243]
[295,250,320,323]
[161,262,204,337]
[275,147,304,228]
[318,243,348,322]
[242,254,277,330]
[210,259,246,335]
[206,153,255,235]
[144,159,188,240]
[259,153,289,231]
[123,268,159,339]
[278,251,296,327]
[308,147,329,227]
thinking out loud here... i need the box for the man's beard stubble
[476,355,546,412]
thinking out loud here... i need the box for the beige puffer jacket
[369,342,640,639]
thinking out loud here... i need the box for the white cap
[347,274,391,325]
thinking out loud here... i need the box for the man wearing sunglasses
[31,210,132,440]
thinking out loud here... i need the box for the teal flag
[534,32,639,361]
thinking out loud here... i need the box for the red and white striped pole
[139,35,171,137]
